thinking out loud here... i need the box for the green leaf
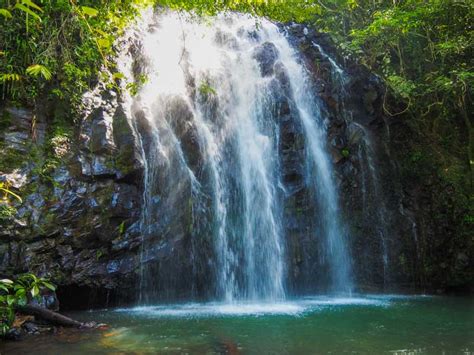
[0,279,13,284]
[0,73,21,82]
[0,186,23,202]
[97,38,111,50]
[41,281,56,291]
[26,64,52,81]
[199,82,217,97]
[21,0,43,13]
[14,3,42,21]
[6,295,15,307]
[30,285,39,298]
[0,9,12,19]
[17,297,27,306]
[81,6,98,17]
[112,72,125,80]
[15,288,26,298]
[94,28,108,37]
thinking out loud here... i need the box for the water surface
[1,295,472,354]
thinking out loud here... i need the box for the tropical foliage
[0,0,153,109]
[0,273,55,335]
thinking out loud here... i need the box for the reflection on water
[1,295,473,354]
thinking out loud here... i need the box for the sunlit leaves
[387,75,417,99]
[0,8,12,19]
[26,64,52,80]
[14,0,43,22]
[81,6,99,18]
[21,0,43,13]
[97,38,112,51]
[0,73,21,82]
[112,72,125,81]
[436,36,470,56]
[30,285,39,297]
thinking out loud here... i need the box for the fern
[0,73,21,82]
[0,8,12,19]
[26,64,52,80]
[21,0,43,13]
[14,3,42,21]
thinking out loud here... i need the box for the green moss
[0,111,12,131]
[341,148,350,158]
[0,204,17,220]
[0,144,27,172]
[43,211,57,226]
[198,81,217,99]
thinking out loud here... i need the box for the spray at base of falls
[119,11,353,302]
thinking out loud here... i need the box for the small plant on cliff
[0,182,22,222]
[0,273,55,336]
[0,205,17,220]
[198,81,217,99]
[0,182,22,203]
[341,148,350,158]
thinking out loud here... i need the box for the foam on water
[115,295,406,318]
[119,302,304,317]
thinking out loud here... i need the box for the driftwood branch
[16,305,89,328]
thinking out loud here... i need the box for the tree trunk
[16,305,88,328]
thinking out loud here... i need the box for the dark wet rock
[22,322,39,334]
[167,97,203,172]
[274,62,291,93]
[90,108,116,154]
[0,78,144,306]
[363,84,379,114]
[5,327,22,340]
[112,105,144,181]
[253,42,279,76]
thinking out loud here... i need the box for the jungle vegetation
[1,274,55,335]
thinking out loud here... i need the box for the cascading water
[354,124,390,285]
[123,11,353,302]
[313,39,391,288]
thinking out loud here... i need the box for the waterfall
[122,11,353,302]
[355,124,390,285]
[312,39,392,288]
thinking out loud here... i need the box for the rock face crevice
[0,19,471,307]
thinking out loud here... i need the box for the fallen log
[15,305,90,328]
